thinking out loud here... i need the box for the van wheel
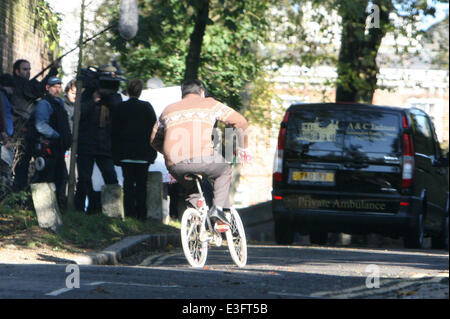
[274,219,294,245]
[310,231,328,245]
[432,215,449,251]
[404,212,425,249]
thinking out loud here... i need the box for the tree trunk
[67,0,85,211]
[336,0,392,104]
[184,0,210,81]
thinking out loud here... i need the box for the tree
[67,0,86,211]
[335,0,394,103]
[427,13,449,69]
[184,0,210,81]
[89,0,272,110]
[273,0,446,104]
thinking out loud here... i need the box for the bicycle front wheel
[225,208,247,267]
[181,208,208,268]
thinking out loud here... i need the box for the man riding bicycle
[150,79,250,226]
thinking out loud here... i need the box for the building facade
[0,0,55,76]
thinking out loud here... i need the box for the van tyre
[309,231,328,245]
[445,216,449,251]
[274,219,294,245]
[404,212,425,249]
[432,215,449,251]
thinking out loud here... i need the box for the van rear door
[284,105,403,213]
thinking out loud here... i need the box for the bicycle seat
[184,173,203,181]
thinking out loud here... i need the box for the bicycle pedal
[214,223,230,233]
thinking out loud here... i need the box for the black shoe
[208,206,230,227]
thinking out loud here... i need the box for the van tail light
[273,112,290,182]
[401,115,414,188]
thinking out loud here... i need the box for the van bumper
[272,197,420,236]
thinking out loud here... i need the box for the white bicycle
[180,174,247,268]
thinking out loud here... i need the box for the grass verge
[0,191,180,253]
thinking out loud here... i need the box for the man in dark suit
[111,79,157,220]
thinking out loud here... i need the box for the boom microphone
[119,0,139,40]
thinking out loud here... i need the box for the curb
[237,201,272,227]
[73,233,181,265]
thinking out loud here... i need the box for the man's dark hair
[127,79,143,98]
[65,79,77,93]
[181,79,207,98]
[13,59,29,74]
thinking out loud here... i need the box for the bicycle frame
[188,177,221,245]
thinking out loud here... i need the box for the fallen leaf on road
[94,285,110,294]
[397,290,417,297]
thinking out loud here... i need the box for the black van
[272,103,449,249]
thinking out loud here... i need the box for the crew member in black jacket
[74,67,122,213]
[112,79,157,221]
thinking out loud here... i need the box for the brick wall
[0,0,54,77]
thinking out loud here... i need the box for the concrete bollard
[146,171,168,223]
[101,184,125,220]
[30,182,63,233]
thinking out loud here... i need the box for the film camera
[79,64,125,92]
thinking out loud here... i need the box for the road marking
[140,253,180,266]
[310,274,448,299]
[139,254,162,266]
[268,291,317,298]
[45,281,180,297]
[329,280,420,299]
[45,287,73,296]
[310,279,397,298]
[85,281,180,288]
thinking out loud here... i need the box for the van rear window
[286,109,400,154]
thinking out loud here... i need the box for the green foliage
[58,211,179,249]
[83,0,447,125]
[276,0,447,103]
[90,0,271,110]
[0,199,178,251]
[34,0,61,53]
[0,192,37,237]
[0,190,33,211]
[242,72,283,128]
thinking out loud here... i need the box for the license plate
[291,171,335,184]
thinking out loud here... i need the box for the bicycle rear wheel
[181,208,208,268]
[225,208,247,267]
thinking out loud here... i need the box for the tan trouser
[168,152,232,209]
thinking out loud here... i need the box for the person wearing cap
[29,76,72,209]
[11,58,61,192]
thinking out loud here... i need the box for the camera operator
[74,65,122,213]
